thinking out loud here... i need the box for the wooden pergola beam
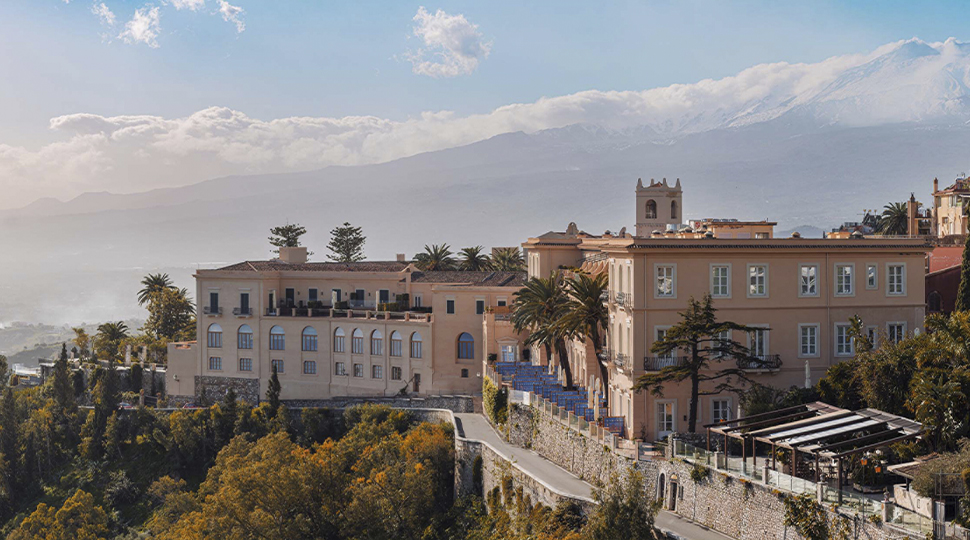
[702,403,812,429]
[831,432,923,459]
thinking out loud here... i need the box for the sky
[2,0,970,208]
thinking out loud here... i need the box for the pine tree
[326,222,366,262]
[52,343,76,413]
[268,223,309,255]
[0,355,7,391]
[0,388,18,492]
[957,233,970,312]
[267,367,282,415]
[104,412,122,459]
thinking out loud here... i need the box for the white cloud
[91,2,115,26]
[217,0,245,33]
[119,6,161,48]
[4,38,970,209]
[406,7,491,78]
[169,0,205,10]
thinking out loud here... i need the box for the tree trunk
[591,328,610,408]
[543,343,553,366]
[555,338,574,389]
[688,349,701,433]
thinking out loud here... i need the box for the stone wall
[657,457,904,540]
[282,395,474,413]
[195,375,260,404]
[505,402,657,490]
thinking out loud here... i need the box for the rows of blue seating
[493,362,606,421]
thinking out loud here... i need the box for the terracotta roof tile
[410,271,526,287]
[215,260,411,272]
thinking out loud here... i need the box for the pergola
[704,402,923,503]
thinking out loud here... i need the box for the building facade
[167,247,525,403]
[523,181,931,441]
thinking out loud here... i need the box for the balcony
[614,352,629,369]
[262,304,433,323]
[614,291,632,308]
[738,354,782,371]
[202,306,222,316]
[644,356,688,371]
[232,307,253,317]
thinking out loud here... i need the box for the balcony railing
[614,352,629,369]
[738,354,782,371]
[644,356,688,371]
[232,307,253,316]
[614,291,632,307]
[202,306,222,315]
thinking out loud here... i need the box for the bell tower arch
[635,178,683,237]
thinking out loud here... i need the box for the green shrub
[472,455,483,493]
[689,463,709,483]
[483,377,508,425]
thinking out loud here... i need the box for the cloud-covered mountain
[6,37,970,209]
[6,37,970,324]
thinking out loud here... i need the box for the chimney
[934,177,939,193]
[396,253,407,263]
[279,246,308,264]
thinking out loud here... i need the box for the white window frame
[866,264,878,290]
[207,357,222,371]
[798,323,819,358]
[713,329,731,358]
[711,397,732,424]
[710,264,731,298]
[834,264,855,297]
[887,322,907,344]
[887,263,906,296]
[835,323,854,357]
[747,264,769,298]
[798,264,819,298]
[654,326,672,361]
[866,326,879,350]
[654,264,676,299]
[656,400,676,437]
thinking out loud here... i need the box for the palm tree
[908,370,968,451]
[458,246,493,271]
[511,274,574,388]
[492,247,524,271]
[557,273,610,403]
[917,311,970,369]
[414,244,457,271]
[95,321,130,363]
[878,202,908,236]
[138,273,174,305]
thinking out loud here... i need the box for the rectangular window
[239,358,252,372]
[835,324,853,356]
[390,338,402,357]
[209,292,219,313]
[888,264,906,296]
[372,365,383,379]
[335,362,346,376]
[302,333,318,352]
[657,402,674,434]
[754,232,770,239]
[497,298,507,307]
[799,265,818,297]
[749,328,768,357]
[239,292,250,314]
[208,357,222,371]
[333,333,345,353]
[411,339,423,359]
[308,288,318,302]
[748,265,767,297]
[353,363,364,378]
[272,359,284,373]
[888,323,906,344]
[713,330,730,357]
[476,300,485,315]
[447,299,455,314]
[354,289,365,305]
[461,368,469,378]
[866,265,877,289]
[371,335,383,356]
[711,265,730,298]
[712,399,731,424]
[378,289,389,304]
[332,289,342,303]
[207,330,222,348]
[285,288,295,306]
[352,333,364,355]
[656,265,675,298]
[835,264,854,296]
[413,295,423,308]
[799,324,819,357]
[866,326,879,349]
[655,328,672,361]
[391,366,402,380]
[269,333,285,351]
[303,361,317,375]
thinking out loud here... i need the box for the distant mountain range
[5,37,970,324]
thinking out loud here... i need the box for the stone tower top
[635,177,683,237]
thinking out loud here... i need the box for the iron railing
[232,307,253,316]
[202,306,222,315]
[737,354,782,370]
[644,356,687,371]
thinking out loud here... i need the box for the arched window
[302,327,318,352]
[237,324,253,349]
[928,291,943,313]
[207,323,222,348]
[390,331,403,357]
[457,332,475,360]
[371,330,384,356]
[269,326,285,350]
[333,328,346,353]
[410,332,423,358]
[670,200,678,220]
[645,199,657,219]
[351,329,364,355]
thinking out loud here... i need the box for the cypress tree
[267,366,281,415]
[957,233,970,312]
[53,343,76,413]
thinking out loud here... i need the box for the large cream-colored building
[167,247,526,403]
[524,181,931,441]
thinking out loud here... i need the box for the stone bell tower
[635,178,683,237]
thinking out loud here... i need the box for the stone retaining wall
[282,395,474,413]
[195,375,260,404]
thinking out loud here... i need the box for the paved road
[454,412,734,540]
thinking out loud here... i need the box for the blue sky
[3,1,967,143]
[1,0,969,207]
